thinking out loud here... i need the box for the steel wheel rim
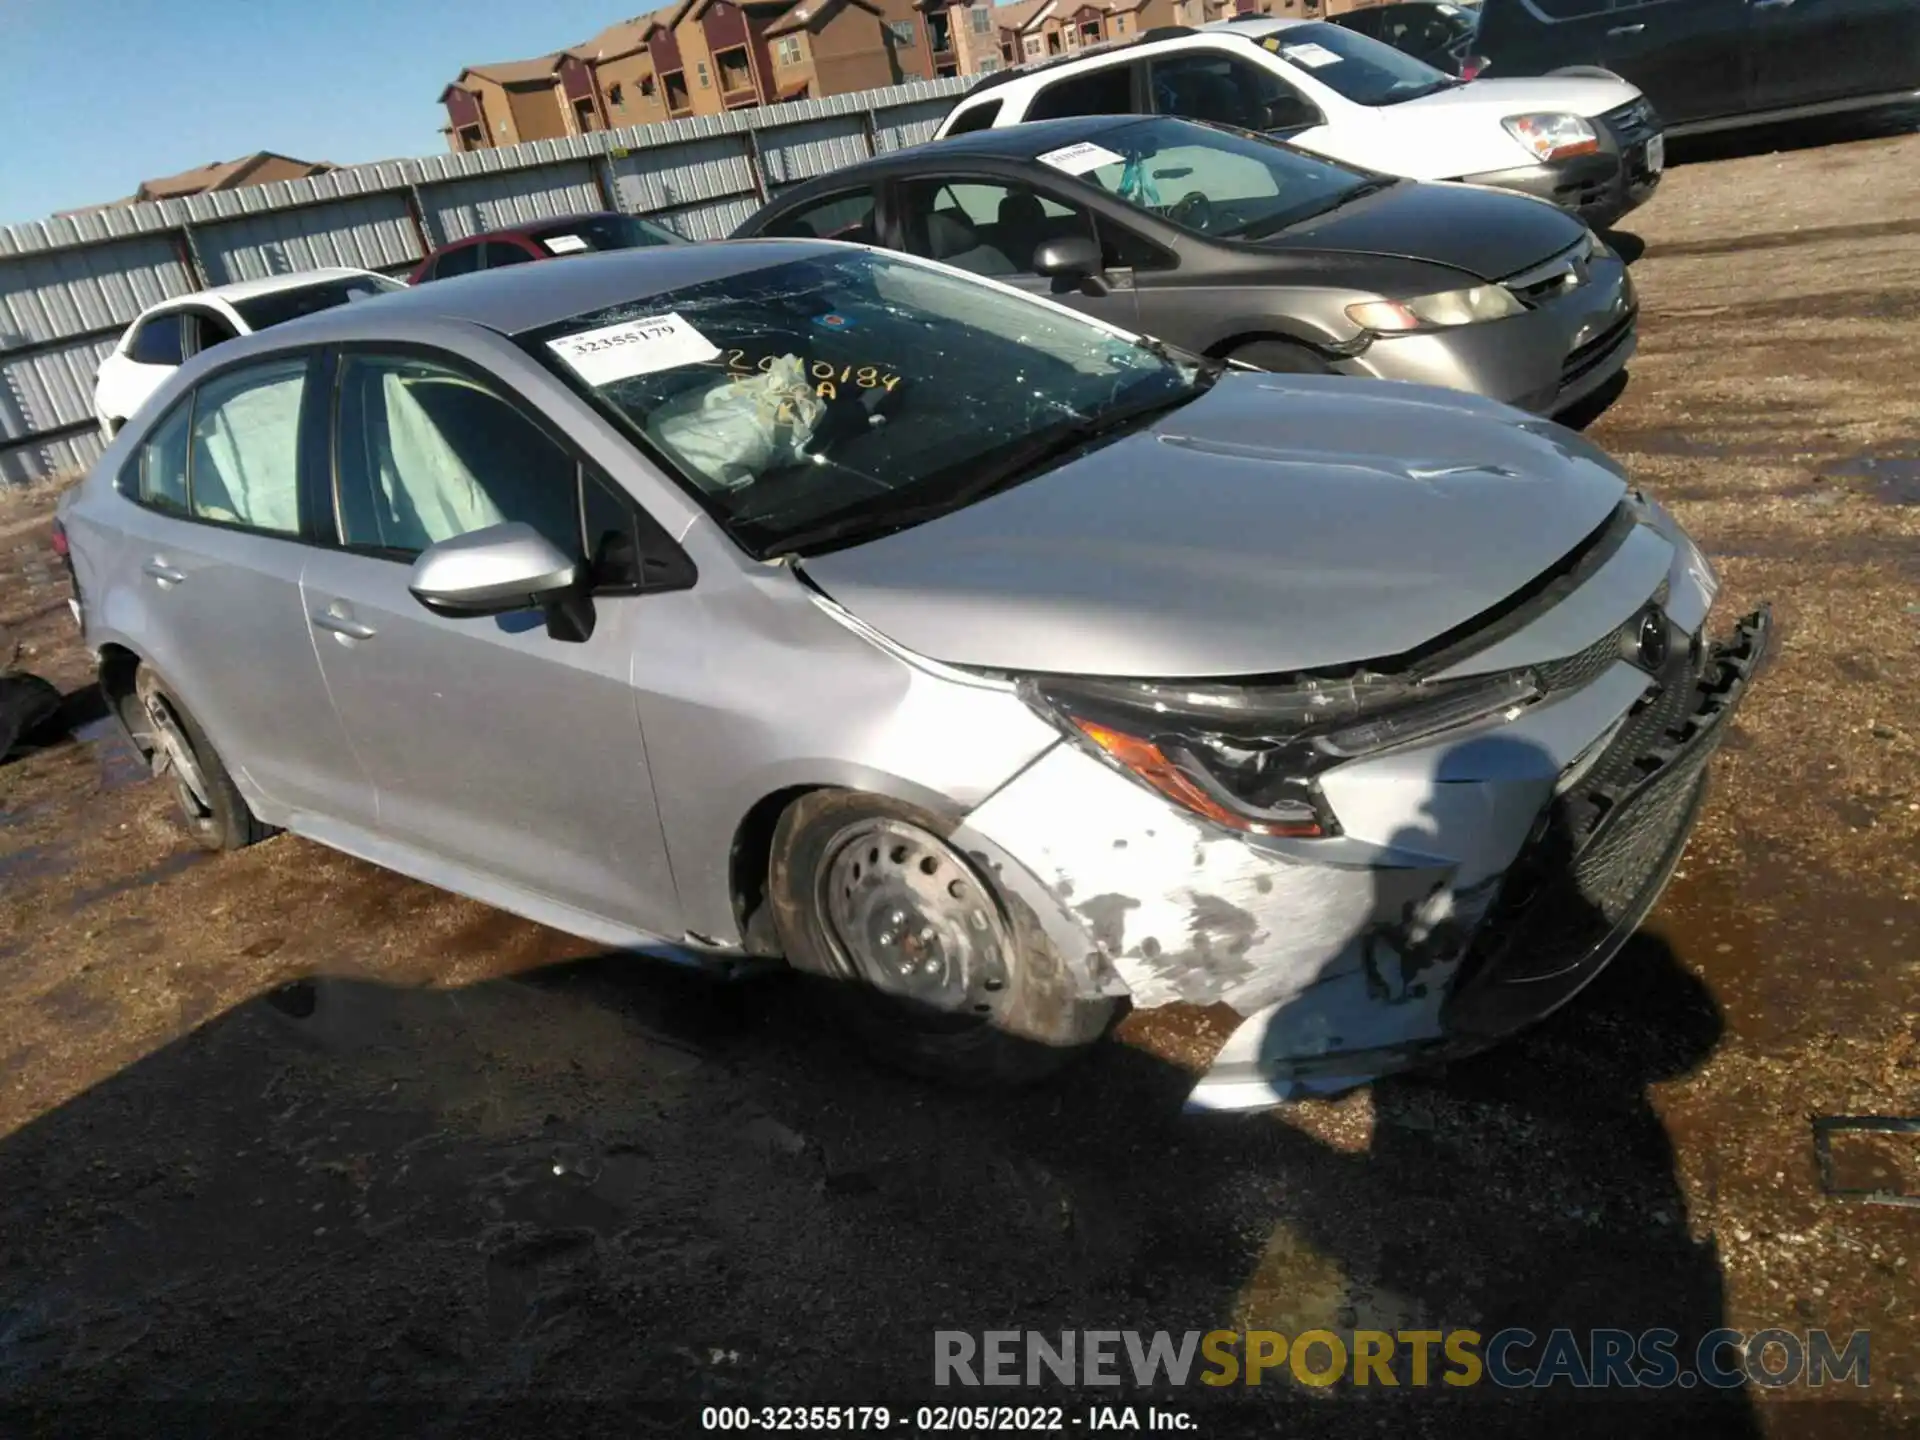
[817,818,1013,1025]
[144,694,212,817]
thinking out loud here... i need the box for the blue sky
[0,0,721,226]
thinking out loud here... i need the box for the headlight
[1346,284,1525,332]
[1503,112,1600,163]
[1017,669,1542,838]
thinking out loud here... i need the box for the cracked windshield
[527,249,1208,557]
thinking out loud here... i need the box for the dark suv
[1468,0,1920,134]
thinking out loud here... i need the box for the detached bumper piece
[1444,604,1773,1038]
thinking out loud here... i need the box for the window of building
[717,45,753,92]
[641,74,658,98]
[610,82,626,107]
[696,60,711,87]
[888,19,917,45]
[974,56,1001,74]
[776,35,804,65]
[1023,34,1043,56]
[970,3,992,31]
[665,69,691,108]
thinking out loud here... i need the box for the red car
[410,210,684,284]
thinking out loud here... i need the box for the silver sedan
[56,240,1769,1108]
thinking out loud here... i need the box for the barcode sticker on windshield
[1281,42,1343,68]
[1036,141,1126,176]
[544,234,591,254]
[547,312,720,385]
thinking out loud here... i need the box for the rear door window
[482,241,537,269]
[1150,51,1321,131]
[127,313,187,366]
[185,358,309,535]
[1028,63,1139,120]
[434,244,482,279]
[945,98,1003,134]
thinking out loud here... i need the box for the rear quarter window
[946,98,1004,134]
[1028,64,1138,120]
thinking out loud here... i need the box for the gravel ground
[2,113,1918,1438]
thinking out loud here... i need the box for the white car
[93,269,405,438]
[936,18,1664,229]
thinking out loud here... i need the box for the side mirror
[408,521,595,642]
[1031,235,1110,296]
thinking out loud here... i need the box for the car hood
[1394,74,1640,122]
[797,374,1631,679]
[1261,177,1585,280]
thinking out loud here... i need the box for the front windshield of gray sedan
[524,249,1207,557]
[1257,23,1459,105]
[1070,117,1383,240]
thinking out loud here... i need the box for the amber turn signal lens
[1071,717,1324,838]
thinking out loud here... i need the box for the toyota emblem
[1636,608,1671,671]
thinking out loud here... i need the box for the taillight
[49,517,69,558]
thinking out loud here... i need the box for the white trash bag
[648,354,825,493]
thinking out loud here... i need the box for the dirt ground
[3,112,1919,1438]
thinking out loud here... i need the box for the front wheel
[766,791,1118,1087]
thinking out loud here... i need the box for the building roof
[766,0,882,36]
[459,53,567,85]
[134,152,335,202]
[582,11,671,61]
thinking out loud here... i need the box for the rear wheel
[134,668,276,851]
[1231,339,1335,375]
[766,790,1117,1086]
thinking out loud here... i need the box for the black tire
[1232,339,1336,375]
[133,667,276,851]
[0,673,64,758]
[766,790,1118,1087]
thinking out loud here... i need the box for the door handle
[311,609,378,641]
[143,558,185,586]
[1606,21,1645,33]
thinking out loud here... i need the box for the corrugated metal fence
[0,75,971,485]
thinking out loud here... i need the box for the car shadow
[1668,102,1920,167]
[0,735,1769,1431]
[1556,367,1630,431]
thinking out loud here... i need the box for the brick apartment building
[440,0,1382,149]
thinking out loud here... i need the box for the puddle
[63,850,208,914]
[72,716,149,792]
[1815,448,1920,505]
[1647,858,1918,1052]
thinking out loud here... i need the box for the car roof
[1199,16,1313,37]
[432,211,623,248]
[956,25,1253,101]
[257,238,837,344]
[148,268,390,312]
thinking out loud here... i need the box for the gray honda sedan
[57,240,1766,1109]
[735,115,1637,417]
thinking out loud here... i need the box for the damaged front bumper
[957,599,1772,1113]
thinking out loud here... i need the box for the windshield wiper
[769,387,1204,559]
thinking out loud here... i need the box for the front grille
[1600,98,1662,148]
[1561,311,1635,390]
[1461,623,1718,987]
